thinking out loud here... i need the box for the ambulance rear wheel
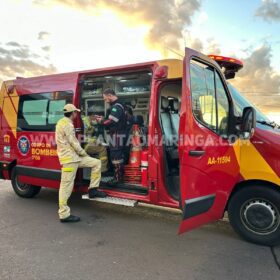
[11,168,41,198]
[228,185,280,246]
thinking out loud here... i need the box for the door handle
[189,150,205,157]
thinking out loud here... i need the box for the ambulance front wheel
[11,168,41,198]
[228,185,280,246]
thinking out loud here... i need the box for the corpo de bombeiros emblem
[17,136,30,156]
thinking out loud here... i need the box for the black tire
[228,185,280,246]
[11,168,41,198]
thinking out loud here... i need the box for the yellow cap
[63,104,80,113]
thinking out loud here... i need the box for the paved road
[0,180,279,280]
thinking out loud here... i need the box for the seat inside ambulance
[159,82,182,200]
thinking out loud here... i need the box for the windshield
[227,83,271,123]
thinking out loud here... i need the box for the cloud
[197,11,208,25]
[185,35,221,55]
[231,44,280,113]
[42,45,51,52]
[0,42,56,82]
[50,0,201,52]
[38,31,50,40]
[255,0,280,22]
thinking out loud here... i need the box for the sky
[0,0,279,123]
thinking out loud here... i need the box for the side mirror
[241,106,256,139]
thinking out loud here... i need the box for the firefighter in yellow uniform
[55,104,107,223]
[82,108,108,173]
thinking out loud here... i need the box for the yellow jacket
[55,117,87,164]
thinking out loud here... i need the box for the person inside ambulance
[82,107,108,173]
[55,104,107,223]
[96,88,127,186]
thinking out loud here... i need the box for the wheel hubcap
[241,199,279,235]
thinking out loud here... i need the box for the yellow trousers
[58,156,101,219]
[84,143,108,172]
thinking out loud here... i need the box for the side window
[190,61,217,132]
[190,60,230,135]
[215,72,230,135]
[48,99,67,124]
[18,91,73,131]
[22,99,48,126]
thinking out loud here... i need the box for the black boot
[88,188,107,198]
[60,215,81,223]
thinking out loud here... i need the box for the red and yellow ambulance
[1,48,279,246]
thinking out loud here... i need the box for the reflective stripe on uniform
[109,115,119,123]
[59,199,67,206]
[91,173,101,179]
[112,159,124,164]
[60,157,73,164]
[62,167,75,172]
[99,156,108,161]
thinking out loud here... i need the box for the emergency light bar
[208,54,243,80]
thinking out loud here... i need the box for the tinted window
[18,91,73,131]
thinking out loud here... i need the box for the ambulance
[0,48,279,246]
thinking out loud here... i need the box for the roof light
[208,54,244,80]
[208,54,243,67]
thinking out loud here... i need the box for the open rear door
[178,48,240,234]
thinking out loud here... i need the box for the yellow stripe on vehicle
[157,59,183,79]
[1,82,19,138]
[232,138,241,166]
[240,140,280,186]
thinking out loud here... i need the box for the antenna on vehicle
[164,46,184,58]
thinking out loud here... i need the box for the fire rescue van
[0,48,279,246]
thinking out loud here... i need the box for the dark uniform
[103,100,127,182]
